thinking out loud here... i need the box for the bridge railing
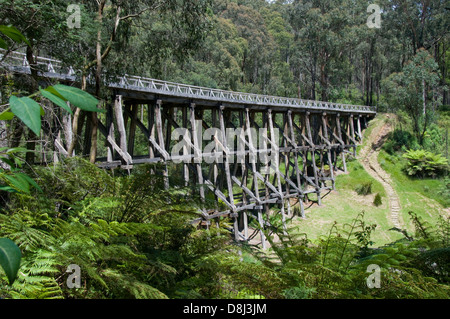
[1,49,376,114]
[0,49,76,76]
[114,75,376,113]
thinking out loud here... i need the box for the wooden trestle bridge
[2,50,376,248]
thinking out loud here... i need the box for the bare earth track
[359,115,402,229]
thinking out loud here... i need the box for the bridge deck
[1,49,376,114]
[1,49,376,248]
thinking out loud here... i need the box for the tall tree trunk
[66,75,87,156]
[89,0,107,163]
[0,120,8,169]
[311,55,317,100]
[422,79,426,116]
[320,61,327,101]
[25,45,39,164]
[62,111,72,154]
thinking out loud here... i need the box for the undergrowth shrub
[2,157,450,299]
[438,177,450,204]
[0,157,238,299]
[355,181,372,195]
[383,129,418,154]
[253,212,450,299]
[402,149,448,178]
[373,193,382,206]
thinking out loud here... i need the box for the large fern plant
[0,158,213,299]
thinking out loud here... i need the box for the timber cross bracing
[1,50,376,247]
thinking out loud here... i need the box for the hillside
[292,113,449,247]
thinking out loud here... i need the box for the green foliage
[438,177,450,204]
[50,85,103,113]
[2,84,101,137]
[415,247,450,283]
[402,149,449,178]
[355,181,372,195]
[0,147,42,195]
[0,24,30,49]
[1,157,450,299]
[0,238,21,285]
[382,49,443,146]
[8,96,42,136]
[406,212,450,284]
[0,158,239,299]
[383,129,418,155]
[373,193,382,207]
[247,211,450,299]
[0,25,101,137]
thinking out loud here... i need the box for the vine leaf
[0,111,14,120]
[52,84,103,113]
[9,96,41,136]
[40,88,73,114]
[0,25,31,47]
[0,238,22,285]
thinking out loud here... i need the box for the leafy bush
[402,149,448,178]
[0,158,236,299]
[355,181,372,195]
[422,124,447,155]
[373,193,382,206]
[259,212,450,298]
[382,129,418,155]
[407,212,450,283]
[437,177,450,206]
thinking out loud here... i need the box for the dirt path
[359,115,403,229]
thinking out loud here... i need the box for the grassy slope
[290,113,448,247]
[379,149,449,231]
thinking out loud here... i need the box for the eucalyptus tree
[382,48,442,145]
[51,0,213,163]
[220,1,276,94]
[288,0,356,101]
[383,0,449,103]
[1,0,213,163]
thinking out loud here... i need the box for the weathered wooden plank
[321,113,335,190]
[305,111,321,205]
[336,113,347,172]
[154,100,169,188]
[218,105,239,240]
[113,95,133,165]
[127,104,139,157]
[190,103,205,201]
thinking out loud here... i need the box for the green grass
[289,112,447,247]
[291,192,402,247]
[378,149,449,232]
[291,156,402,247]
[287,114,401,247]
[336,160,386,197]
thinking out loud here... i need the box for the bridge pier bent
[94,88,374,248]
[2,50,376,248]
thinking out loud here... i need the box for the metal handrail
[0,49,377,114]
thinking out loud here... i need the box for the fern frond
[0,212,53,251]
[102,269,168,299]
